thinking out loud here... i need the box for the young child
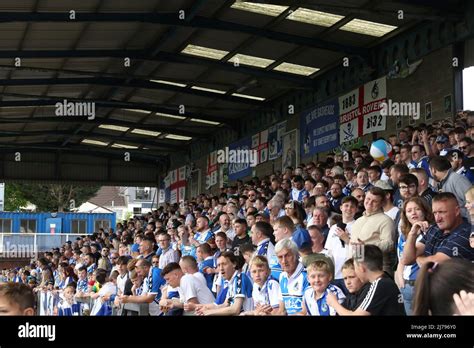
[300,255,345,316]
[90,270,118,316]
[196,243,215,290]
[75,266,89,297]
[338,259,370,311]
[240,243,256,281]
[0,282,35,315]
[56,283,88,316]
[242,255,280,315]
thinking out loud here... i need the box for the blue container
[0,212,116,234]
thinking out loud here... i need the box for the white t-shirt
[324,220,355,280]
[179,274,215,304]
[192,271,208,287]
[159,248,180,269]
[252,278,281,309]
[116,273,128,295]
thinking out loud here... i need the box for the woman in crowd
[397,197,434,315]
[412,258,474,315]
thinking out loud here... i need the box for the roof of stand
[0,0,464,167]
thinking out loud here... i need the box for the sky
[463,66,474,111]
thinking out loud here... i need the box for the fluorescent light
[230,2,288,17]
[150,79,187,87]
[232,93,265,101]
[340,19,397,37]
[287,8,344,27]
[82,139,108,146]
[111,143,139,149]
[228,53,275,68]
[156,112,186,120]
[165,134,192,141]
[191,86,227,94]
[98,124,130,132]
[131,128,161,137]
[181,44,229,60]
[122,108,151,114]
[190,118,220,125]
[274,62,320,76]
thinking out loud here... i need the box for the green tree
[4,183,100,212]
[4,183,29,211]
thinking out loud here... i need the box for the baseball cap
[436,135,448,143]
[302,253,335,279]
[291,227,312,250]
[130,244,140,253]
[374,180,393,191]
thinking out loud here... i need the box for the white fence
[0,233,86,255]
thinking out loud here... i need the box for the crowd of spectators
[1,112,474,316]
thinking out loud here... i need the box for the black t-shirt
[357,274,406,316]
[123,278,133,296]
[342,282,371,311]
[231,234,251,255]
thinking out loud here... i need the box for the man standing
[410,144,430,176]
[214,213,235,243]
[157,233,180,270]
[328,183,345,214]
[325,196,358,288]
[410,168,437,206]
[290,176,309,203]
[275,239,309,315]
[231,219,251,255]
[458,137,474,172]
[401,193,474,266]
[446,150,474,184]
[374,180,398,220]
[389,164,410,207]
[435,135,451,156]
[429,156,472,219]
[192,217,214,246]
[355,170,373,193]
[349,187,395,275]
[159,262,215,314]
[250,222,276,261]
[119,258,165,316]
[139,237,156,263]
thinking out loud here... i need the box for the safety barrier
[0,233,87,255]
[35,290,149,316]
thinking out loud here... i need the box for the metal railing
[0,233,87,254]
[35,291,149,316]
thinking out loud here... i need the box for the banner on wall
[206,151,218,190]
[268,121,287,160]
[163,173,171,203]
[168,166,186,204]
[228,136,252,181]
[251,130,269,165]
[339,76,387,144]
[219,164,228,188]
[281,129,298,171]
[300,99,339,157]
